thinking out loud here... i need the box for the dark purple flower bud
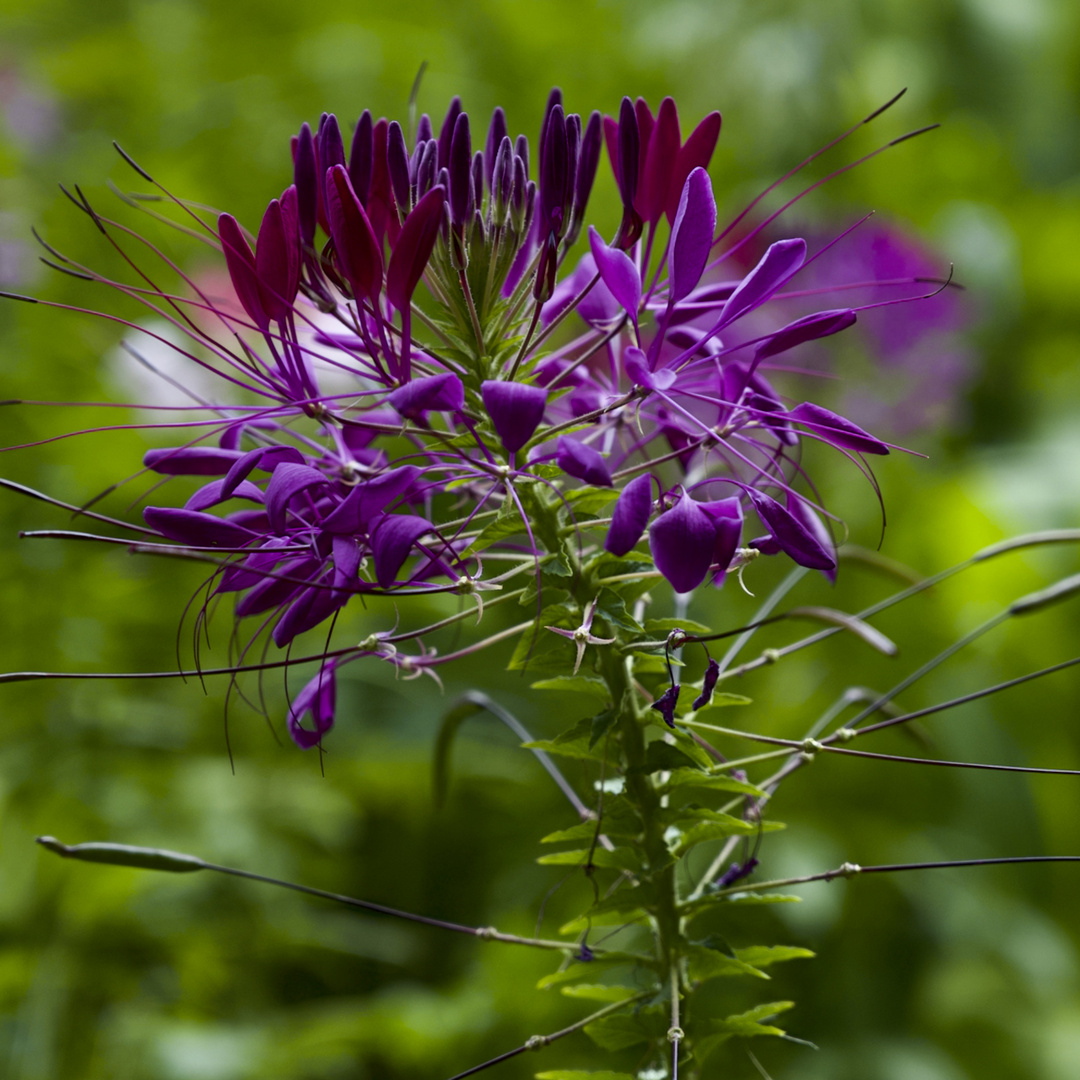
[786,401,890,455]
[537,87,562,173]
[449,111,473,226]
[386,120,411,214]
[386,184,446,311]
[556,436,612,487]
[515,133,530,178]
[317,113,346,213]
[755,308,857,362]
[348,110,374,206]
[492,136,513,223]
[640,96,680,227]
[322,465,421,534]
[747,489,837,572]
[539,104,568,237]
[718,238,806,330]
[484,106,508,189]
[265,462,329,534]
[388,372,465,418]
[649,493,718,593]
[437,95,462,169]
[287,662,337,749]
[325,164,384,303]
[564,113,581,218]
[715,856,758,890]
[604,474,654,557]
[255,189,301,323]
[667,168,717,304]
[144,506,255,548]
[368,119,396,246]
[218,213,268,332]
[510,156,527,230]
[481,380,547,454]
[471,150,484,214]
[588,227,641,324]
[693,658,721,710]
[144,446,245,476]
[651,684,681,728]
[634,97,655,189]
[666,111,722,223]
[293,122,319,246]
[370,513,435,587]
[569,110,602,243]
[416,140,437,198]
[416,112,433,145]
[616,97,643,248]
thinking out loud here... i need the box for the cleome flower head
[3,87,945,747]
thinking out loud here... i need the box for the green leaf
[683,891,802,915]
[564,486,619,515]
[639,741,702,774]
[537,959,633,989]
[537,846,640,872]
[671,818,773,857]
[524,716,606,761]
[644,617,714,635]
[531,676,611,705]
[590,707,618,747]
[541,800,640,844]
[734,945,815,968]
[36,837,204,873]
[716,1001,796,1030]
[525,463,563,480]
[686,943,769,983]
[690,695,753,716]
[536,1072,636,1080]
[661,769,766,797]
[594,590,643,634]
[583,1005,668,1050]
[559,984,640,1003]
[468,495,525,552]
[558,907,650,934]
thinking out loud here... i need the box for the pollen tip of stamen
[113,141,156,182]
[0,291,36,304]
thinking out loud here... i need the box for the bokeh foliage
[1,1,1079,1077]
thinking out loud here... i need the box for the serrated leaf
[559,984,641,1003]
[661,769,765,797]
[686,944,769,983]
[558,907,650,934]
[565,486,619,515]
[537,846,640,872]
[638,741,702,774]
[666,727,717,770]
[590,708,618,748]
[595,590,643,634]
[537,959,630,989]
[690,696,753,717]
[630,653,675,675]
[717,1001,796,1028]
[583,1006,667,1051]
[733,945,814,968]
[531,676,611,705]
[467,499,525,551]
[683,891,802,915]
[524,716,607,761]
[525,463,564,481]
[671,818,771,857]
[644,617,714,635]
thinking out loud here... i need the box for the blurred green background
[1,0,1079,1077]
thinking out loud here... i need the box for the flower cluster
[14,90,942,749]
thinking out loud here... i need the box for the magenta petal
[265,462,329,534]
[639,96,680,226]
[649,494,717,592]
[624,347,675,390]
[786,401,890,455]
[255,195,299,323]
[370,513,435,588]
[218,213,268,331]
[747,490,837,572]
[234,555,319,617]
[718,238,807,330]
[273,583,344,647]
[221,446,305,500]
[185,479,264,512]
[143,447,245,476]
[287,662,338,749]
[143,506,255,548]
[388,373,465,418]
[556,436,612,487]
[481,380,547,453]
[666,111,721,223]
[325,164,384,302]
[604,473,653,557]
[700,496,743,576]
[386,185,446,311]
[754,309,856,362]
[588,226,641,322]
[785,494,837,583]
[322,465,420,534]
[667,168,717,304]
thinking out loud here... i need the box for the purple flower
[481,380,547,454]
